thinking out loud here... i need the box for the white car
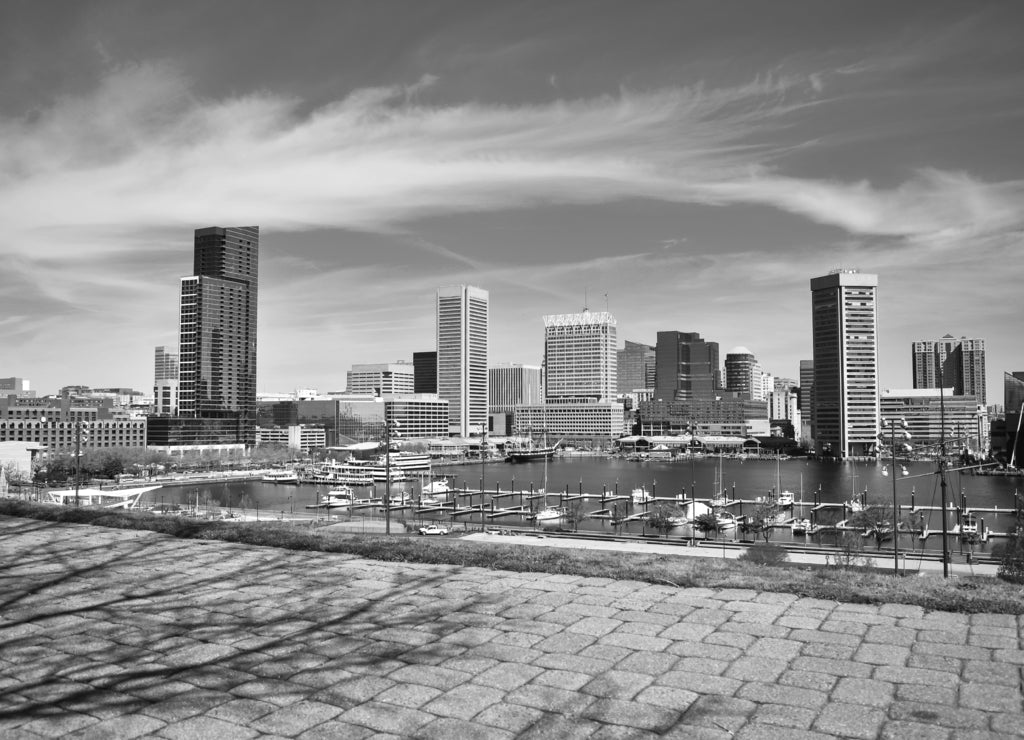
[418,524,449,536]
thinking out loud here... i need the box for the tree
[742,502,778,543]
[647,504,684,538]
[848,497,896,550]
[693,512,720,540]
[825,532,874,569]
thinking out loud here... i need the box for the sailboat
[532,438,567,529]
[775,451,794,507]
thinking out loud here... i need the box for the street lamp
[73,418,90,508]
[383,418,401,535]
[881,417,910,576]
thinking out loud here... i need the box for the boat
[774,452,795,506]
[534,505,568,529]
[308,454,428,484]
[422,478,452,496]
[715,511,738,531]
[44,485,159,509]
[791,518,811,535]
[306,488,354,510]
[631,486,653,504]
[960,513,979,538]
[506,435,561,462]
[262,470,299,484]
[901,465,909,476]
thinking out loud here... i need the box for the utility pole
[74,419,83,508]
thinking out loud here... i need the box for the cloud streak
[3,62,1022,258]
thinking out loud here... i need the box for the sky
[1,0,1022,402]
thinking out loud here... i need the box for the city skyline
[1,2,1022,398]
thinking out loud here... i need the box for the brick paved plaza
[1,516,1021,738]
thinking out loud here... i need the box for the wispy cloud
[4,61,1021,254]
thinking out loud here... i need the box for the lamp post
[383,418,401,535]
[73,419,90,508]
[883,417,909,576]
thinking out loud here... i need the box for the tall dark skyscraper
[178,226,259,428]
[616,340,655,394]
[654,331,719,402]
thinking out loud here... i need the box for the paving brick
[157,715,258,739]
[580,698,680,732]
[887,700,990,730]
[422,683,507,721]
[750,702,818,730]
[736,681,828,709]
[959,681,1024,713]
[831,676,895,706]
[416,716,515,740]
[531,669,591,691]
[337,700,433,735]
[474,702,546,735]
[812,701,886,739]
[678,694,756,734]
[878,720,951,739]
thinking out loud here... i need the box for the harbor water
[147,455,1021,555]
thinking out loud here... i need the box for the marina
[130,455,1021,554]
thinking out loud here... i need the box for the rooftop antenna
[584,286,589,312]
[604,293,609,312]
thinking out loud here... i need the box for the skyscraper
[911,335,986,406]
[177,226,259,436]
[810,269,879,458]
[543,311,617,403]
[654,331,719,402]
[616,340,655,394]
[436,285,488,436]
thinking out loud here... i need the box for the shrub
[739,543,789,566]
[997,531,1024,584]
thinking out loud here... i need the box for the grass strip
[2,500,1022,614]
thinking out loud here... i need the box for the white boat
[306,488,354,510]
[715,511,738,531]
[776,490,794,507]
[534,506,568,529]
[422,478,452,496]
[631,486,653,504]
[791,518,811,535]
[667,515,689,529]
[44,486,158,509]
[845,499,865,513]
[774,452,794,506]
[960,513,979,537]
[262,470,299,484]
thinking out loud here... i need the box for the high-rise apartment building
[489,364,543,413]
[616,341,655,394]
[0,378,34,399]
[810,269,879,458]
[346,363,415,396]
[166,226,258,444]
[724,348,761,400]
[153,346,178,416]
[413,351,438,394]
[437,285,488,436]
[912,335,986,406]
[654,331,719,402]
[544,311,617,402]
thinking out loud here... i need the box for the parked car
[418,524,449,536]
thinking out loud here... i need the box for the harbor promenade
[1,515,1022,739]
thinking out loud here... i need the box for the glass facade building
[912,335,986,406]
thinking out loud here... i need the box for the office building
[0,393,146,450]
[881,388,985,451]
[544,311,617,402]
[912,335,987,406]
[437,286,488,436]
[154,344,179,416]
[617,341,656,394]
[149,226,259,448]
[1003,371,1024,465]
[654,331,719,402]
[489,364,542,413]
[346,363,415,396]
[514,402,625,444]
[0,378,34,398]
[810,269,879,458]
[413,351,438,394]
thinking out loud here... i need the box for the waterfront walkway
[1,516,1021,739]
